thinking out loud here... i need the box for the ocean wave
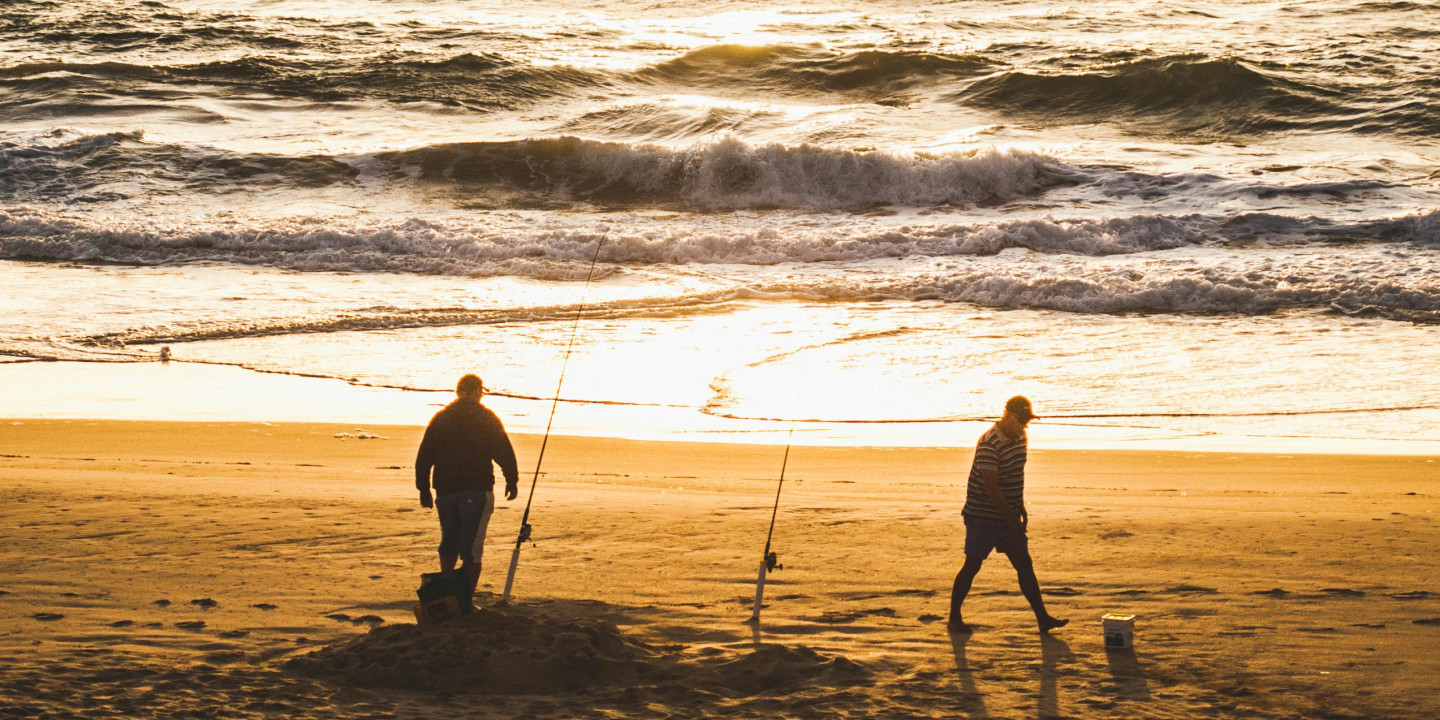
[836,261,1440,322]
[69,293,739,348]
[379,136,1076,209]
[0,130,358,203]
[4,207,1437,276]
[0,44,998,119]
[636,44,995,100]
[0,132,1079,209]
[35,242,1440,358]
[0,52,605,115]
[3,1,529,65]
[557,103,787,142]
[954,54,1422,137]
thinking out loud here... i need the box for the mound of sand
[286,603,869,697]
[286,604,672,694]
[694,644,871,697]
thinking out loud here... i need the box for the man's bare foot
[1038,616,1069,633]
[947,618,973,633]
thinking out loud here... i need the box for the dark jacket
[415,400,519,497]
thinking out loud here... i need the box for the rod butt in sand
[501,544,522,603]
[748,560,768,623]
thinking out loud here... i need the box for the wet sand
[1,419,1437,719]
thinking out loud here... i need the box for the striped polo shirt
[962,424,1027,520]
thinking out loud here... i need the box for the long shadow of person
[1105,646,1152,702]
[1038,633,1076,719]
[949,628,989,716]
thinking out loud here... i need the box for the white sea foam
[4,206,1437,273]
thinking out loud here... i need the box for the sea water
[2,0,1438,449]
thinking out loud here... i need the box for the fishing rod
[748,422,794,623]
[502,230,608,603]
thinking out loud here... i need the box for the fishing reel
[764,551,782,572]
[517,521,533,545]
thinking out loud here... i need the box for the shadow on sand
[948,629,989,716]
[1039,633,1076,718]
[1105,646,1152,701]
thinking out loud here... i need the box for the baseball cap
[1005,395,1039,421]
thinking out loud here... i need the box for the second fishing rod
[748,421,795,624]
[502,230,608,603]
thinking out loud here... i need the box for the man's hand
[1007,515,1026,537]
[1007,507,1028,537]
[505,483,519,502]
[419,490,433,509]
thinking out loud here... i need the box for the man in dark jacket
[416,374,520,595]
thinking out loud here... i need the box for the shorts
[436,489,494,564]
[963,516,1029,559]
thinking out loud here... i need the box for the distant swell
[636,44,995,100]
[0,44,997,118]
[956,55,1434,137]
[0,54,605,114]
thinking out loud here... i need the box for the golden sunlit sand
[2,419,1437,718]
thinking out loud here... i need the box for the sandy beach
[1,418,1436,719]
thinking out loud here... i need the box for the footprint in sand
[109,620,134,628]
[190,598,219,609]
[252,603,278,611]
[219,629,251,638]
[917,614,944,624]
[325,613,352,623]
[1251,588,1291,597]
[1320,588,1365,598]
[1390,591,1432,601]
[32,612,64,621]
[810,608,898,624]
[153,599,171,607]
[176,620,207,630]
[1165,584,1219,594]
[1413,618,1440,626]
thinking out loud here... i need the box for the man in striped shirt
[948,396,1068,634]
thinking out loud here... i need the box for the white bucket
[1102,613,1136,648]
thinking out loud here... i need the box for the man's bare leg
[1006,550,1068,633]
[948,555,986,632]
[440,552,458,572]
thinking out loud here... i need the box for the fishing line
[502,230,608,603]
[748,421,794,623]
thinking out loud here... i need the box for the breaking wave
[0,132,1080,209]
[5,208,1438,276]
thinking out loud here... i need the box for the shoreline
[4,358,1440,455]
